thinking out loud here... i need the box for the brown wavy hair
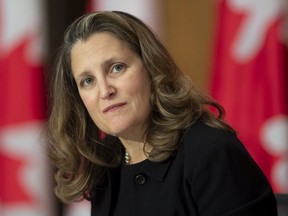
[46,11,235,203]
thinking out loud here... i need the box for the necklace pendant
[124,150,130,165]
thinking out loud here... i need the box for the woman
[47,11,278,215]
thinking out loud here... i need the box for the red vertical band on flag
[211,0,288,193]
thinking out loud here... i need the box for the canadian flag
[211,0,288,193]
[0,0,55,215]
[64,1,162,215]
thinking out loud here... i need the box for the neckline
[122,158,148,168]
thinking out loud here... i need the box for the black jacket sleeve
[186,129,278,216]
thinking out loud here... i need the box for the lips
[103,103,126,113]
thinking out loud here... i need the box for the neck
[119,138,150,164]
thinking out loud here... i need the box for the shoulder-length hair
[46,11,234,203]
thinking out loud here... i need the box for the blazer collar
[116,136,174,182]
[92,157,173,215]
[140,157,173,182]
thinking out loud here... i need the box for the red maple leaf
[0,151,34,204]
[0,37,46,127]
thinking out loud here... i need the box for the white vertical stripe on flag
[0,0,46,63]
[91,0,162,35]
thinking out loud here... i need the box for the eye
[81,77,94,87]
[111,64,124,73]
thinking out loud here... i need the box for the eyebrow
[73,56,124,81]
[74,71,91,81]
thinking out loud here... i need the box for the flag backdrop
[0,0,54,215]
[64,1,162,215]
[211,0,288,193]
[87,0,162,35]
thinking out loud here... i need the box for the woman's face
[71,32,151,141]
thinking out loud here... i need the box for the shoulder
[180,121,243,156]
[178,121,262,180]
[177,122,277,215]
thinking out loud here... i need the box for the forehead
[72,33,126,61]
[70,32,140,75]
[72,32,129,56]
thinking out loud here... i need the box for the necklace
[124,150,131,165]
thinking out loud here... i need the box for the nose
[99,80,116,100]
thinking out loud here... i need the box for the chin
[103,126,130,137]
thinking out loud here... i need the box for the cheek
[132,80,151,113]
[79,94,107,129]
[139,78,151,102]
[79,93,99,116]
[79,94,90,109]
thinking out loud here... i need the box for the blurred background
[0,0,287,215]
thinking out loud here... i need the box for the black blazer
[91,122,278,215]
